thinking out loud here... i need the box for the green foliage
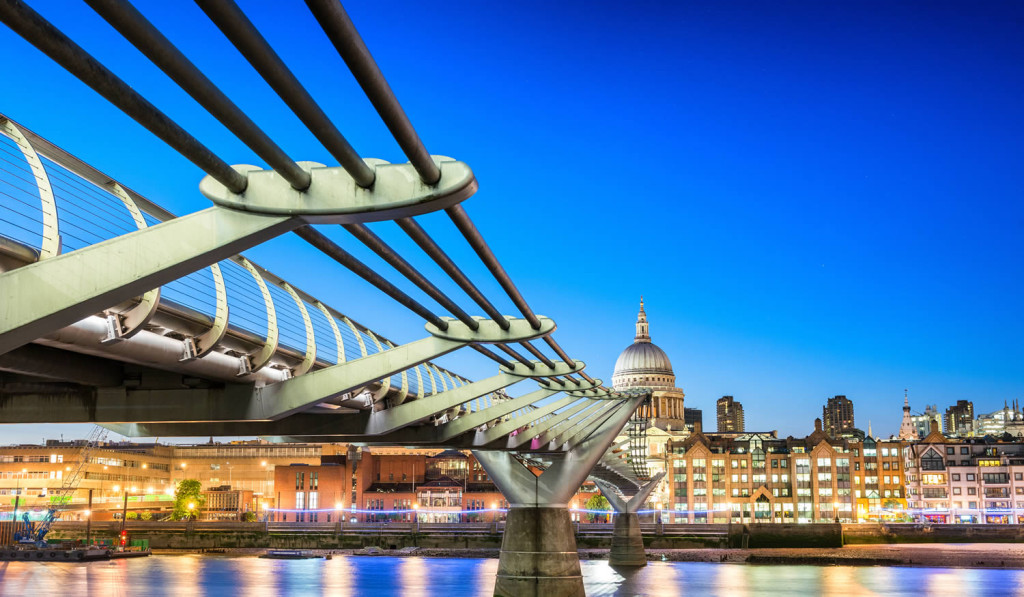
[126,511,138,520]
[172,479,205,520]
[241,511,258,523]
[584,494,611,523]
[139,511,153,521]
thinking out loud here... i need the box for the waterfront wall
[842,522,1024,544]
[728,523,844,548]
[44,521,1024,550]
[45,521,728,550]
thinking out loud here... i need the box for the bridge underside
[0,3,656,594]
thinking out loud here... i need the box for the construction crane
[15,426,109,547]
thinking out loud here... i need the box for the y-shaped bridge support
[473,394,644,597]
[593,471,666,567]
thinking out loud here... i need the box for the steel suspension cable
[469,345,512,370]
[293,226,447,330]
[195,0,374,187]
[396,217,509,329]
[304,0,440,185]
[445,204,541,329]
[0,0,246,194]
[342,223,478,330]
[519,341,556,369]
[86,0,311,191]
[493,344,535,369]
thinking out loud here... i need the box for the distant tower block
[717,396,744,433]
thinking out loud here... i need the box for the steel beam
[4,318,553,424]
[473,394,646,507]
[593,472,665,515]
[0,207,295,356]
[505,399,594,449]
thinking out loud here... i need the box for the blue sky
[1,1,1021,444]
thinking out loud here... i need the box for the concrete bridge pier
[593,472,665,567]
[474,396,643,597]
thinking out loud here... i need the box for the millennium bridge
[0,1,662,594]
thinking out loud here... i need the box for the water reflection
[821,566,873,597]
[2,555,1023,596]
[716,560,749,596]
[321,552,354,596]
[399,555,429,597]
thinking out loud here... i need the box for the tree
[172,479,205,520]
[241,511,258,523]
[882,499,912,522]
[584,494,611,523]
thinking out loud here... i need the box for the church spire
[635,296,650,343]
[898,389,917,440]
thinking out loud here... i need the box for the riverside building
[904,421,1024,524]
[0,440,342,520]
[667,419,907,524]
[272,448,509,523]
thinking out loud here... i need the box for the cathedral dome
[613,342,674,378]
[611,298,676,390]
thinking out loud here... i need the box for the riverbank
[150,543,1024,569]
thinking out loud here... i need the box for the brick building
[667,420,907,524]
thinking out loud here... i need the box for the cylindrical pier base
[608,512,647,567]
[493,506,583,597]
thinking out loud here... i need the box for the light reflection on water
[1,555,1023,596]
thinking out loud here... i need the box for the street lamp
[187,502,195,520]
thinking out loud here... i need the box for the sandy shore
[151,543,1024,569]
[633,544,1024,568]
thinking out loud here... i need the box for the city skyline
[0,1,1021,443]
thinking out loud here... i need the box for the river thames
[1,555,1022,596]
